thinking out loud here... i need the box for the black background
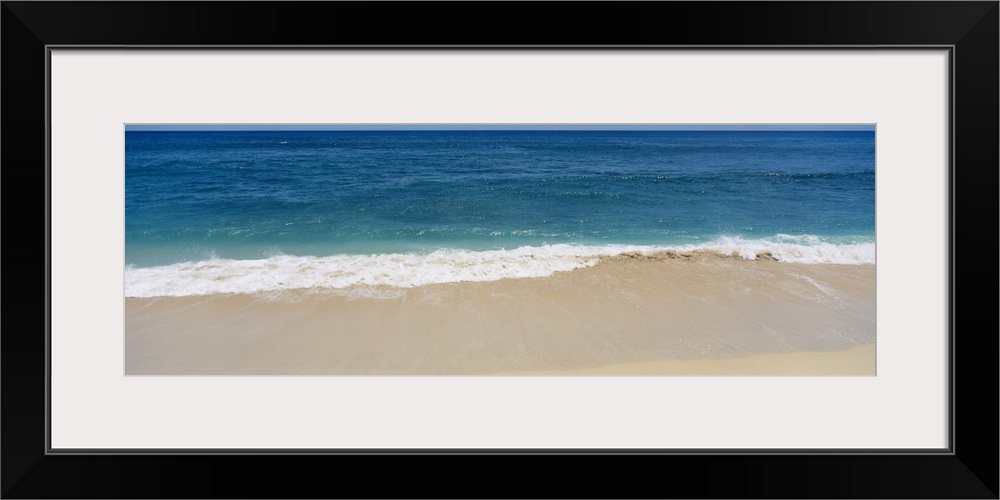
[3,2,997,498]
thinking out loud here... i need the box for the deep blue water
[125,129,874,268]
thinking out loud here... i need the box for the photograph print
[124,124,876,376]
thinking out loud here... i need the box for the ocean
[124,128,875,297]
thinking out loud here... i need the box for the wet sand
[125,256,875,375]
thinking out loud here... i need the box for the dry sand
[503,343,875,375]
[125,256,875,375]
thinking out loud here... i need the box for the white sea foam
[124,237,874,297]
[684,235,875,265]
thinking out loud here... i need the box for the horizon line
[125,124,875,132]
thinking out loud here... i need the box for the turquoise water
[125,128,874,296]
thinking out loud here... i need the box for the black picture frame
[3,2,996,498]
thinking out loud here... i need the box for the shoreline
[124,241,876,298]
[125,259,876,375]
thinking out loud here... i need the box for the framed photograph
[120,122,878,377]
[4,2,996,498]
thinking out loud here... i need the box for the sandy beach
[125,254,876,375]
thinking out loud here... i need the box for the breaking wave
[124,236,874,297]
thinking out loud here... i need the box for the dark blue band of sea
[126,129,874,262]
